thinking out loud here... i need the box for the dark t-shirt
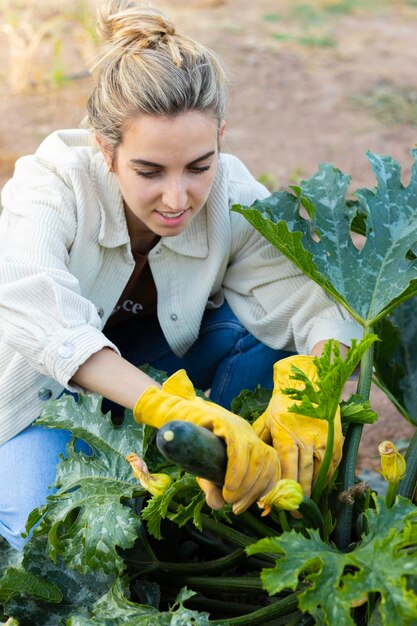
[104,250,157,329]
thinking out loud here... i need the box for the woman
[0,0,360,550]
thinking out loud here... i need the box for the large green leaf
[247,496,417,626]
[232,151,417,325]
[1,536,113,626]
[374,295,417,424]
[67,582,210,625]
[0,568,62,605]
[28,395,150,575]
[0,538,22,579]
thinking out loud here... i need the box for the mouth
[158,210,186,219]
[155,208,190,226]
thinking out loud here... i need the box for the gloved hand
[134,369,281,514]
[253,355,343,496]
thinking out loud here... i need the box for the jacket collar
[161,208,208,258]
[90,151,131,249]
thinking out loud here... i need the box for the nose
[162,176,189,212]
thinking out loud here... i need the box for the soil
[1,0,416,472]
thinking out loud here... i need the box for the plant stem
[156,572,263,594]
[126,548,245,576]
[311,417,335,504]
[238,510,277,537]
[182,595,270,617]
[200,514,275,564]
[385,482,398,508]
[210,591,301,625]
[278,510,291,532]
[335,328,374,550]
[200,514,256,548]
[299,496,324,532]
[397,426,417,500]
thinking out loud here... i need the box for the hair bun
[97,0,176,54]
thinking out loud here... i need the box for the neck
[131,233,159,255]
[124,202,159,254]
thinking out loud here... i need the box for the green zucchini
[156,421,227,485]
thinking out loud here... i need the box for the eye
[134,170,161,179]
[189,165,211,174]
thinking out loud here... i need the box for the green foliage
[0,536,113,625]
[247,496,417,626]
[230,384,272,423]
[0,567,62,605]
[285,337,377,422]
[2,142,417,624]
[141,474,205,540]
[67,583,210,626]
[29,395,149,574]
[0,396,212,624]
[340,395,378,425]
[0,539,22,579]
[374,296,417,424]
[232,151,417,326]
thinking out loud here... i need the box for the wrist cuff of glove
[133,385,160,426]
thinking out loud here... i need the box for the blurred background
[2,0,417,191]
[1,0,417,467]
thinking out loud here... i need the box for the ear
[218,120,226,142]
[95,134,115,171]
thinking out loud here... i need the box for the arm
[70,348,161,408]
[0,153,127,391]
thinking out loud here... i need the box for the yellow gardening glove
[134,369,281,514]
[253,355,343,497]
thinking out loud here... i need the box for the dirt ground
[1,0,416,472]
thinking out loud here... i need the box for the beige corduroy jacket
[0,129,361,444]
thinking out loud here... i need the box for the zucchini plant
[1,150,417,625]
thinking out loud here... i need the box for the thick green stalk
[397,426,417,500]
[385,482,399,508]
[238,510,278,537]
[335,328,374,550]
[210,591,301,625]
[278,510,291,532]
[200,513,275,565]
[311,418,335,503]
[156,572,263,594]
[182,595,270,618]
[126,548,245,576]
[200,514,257,548]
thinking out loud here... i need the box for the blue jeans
[104,301,291,410]
[0,301,291,550]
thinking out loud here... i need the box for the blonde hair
[86,0,228,147]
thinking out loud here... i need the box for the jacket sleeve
[0,155,118,390]
[221,157,362,354]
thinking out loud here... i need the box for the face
[98,111,225,243]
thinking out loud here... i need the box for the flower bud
[126,453,172,497]
[257,479,304,517]
[378,441,406,484]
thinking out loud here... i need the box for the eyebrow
[130,150,216,168]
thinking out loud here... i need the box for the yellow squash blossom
[378,441,406,484]
[257,479,304,517]
[126,453,172,497]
